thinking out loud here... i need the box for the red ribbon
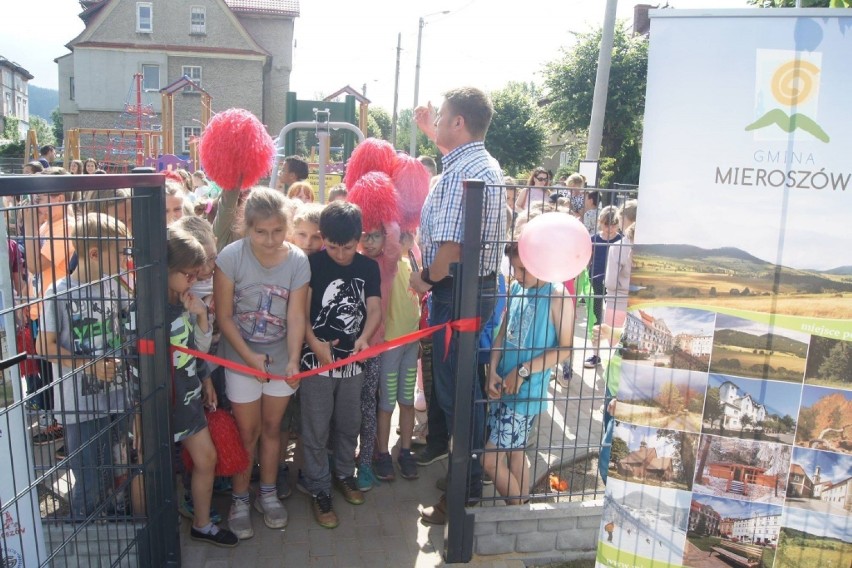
[167,316,480,382]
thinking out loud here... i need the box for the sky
[714,313,810,344]
[613,421,683,458]
[0,0,755,111]
[639,306,716,336]
[782,507,852,542]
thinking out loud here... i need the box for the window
[4,93,11,115]
[190,6,206,35]
[69,76,75,101]
[182,65,202,92]
[136,2,153,33]
[142,64,160,91]
[182,126,201,154]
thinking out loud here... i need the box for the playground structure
[62,74,211,172]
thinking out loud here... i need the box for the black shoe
[190,526,239,548]
[415,445,448,466]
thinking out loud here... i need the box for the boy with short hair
[42,213,131,520]
[296,201,381,529]
[292,203,324,255]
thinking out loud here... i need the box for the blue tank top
[497,281,558,416]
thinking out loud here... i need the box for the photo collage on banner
[596,9,852,568]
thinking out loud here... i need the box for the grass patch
[535,560,595,568]
[687,534,722,552]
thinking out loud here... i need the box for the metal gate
[0,172,178,567]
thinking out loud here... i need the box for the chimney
[814,466,820,484]
[633,4,654,36]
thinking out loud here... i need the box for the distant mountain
[635,244,852,294]
[824,266,852,275]
[28,85,58,120]
[714,329,808,357]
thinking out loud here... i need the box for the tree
[657,382,684,415]
[741,414,753,434]
[817,341,852,384]
[51,107,64,146]
[394,108,438,158]
[368,107,392,140]
[610,437,630,466]
[29,115,55,147]
[704,387,723,430]
[485,82,548,177]
[797,407,817,440]
[657,429,696,488]
[543,23,648,186]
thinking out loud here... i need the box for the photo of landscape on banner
[596,10,852,568]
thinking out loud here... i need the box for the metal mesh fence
[0,173,177,567]
[444,180,636,556]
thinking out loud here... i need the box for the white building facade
[719,381,767,431]
[731,513,781,544]
[0,56,33,139]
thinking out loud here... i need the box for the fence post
[132,179,181,566]
[444,179,485,563]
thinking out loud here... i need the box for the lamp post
[410,10,449,156]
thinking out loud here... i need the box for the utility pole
[585,0,618,164]
[391,32,401,147]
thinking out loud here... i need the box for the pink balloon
[518,213,592,282]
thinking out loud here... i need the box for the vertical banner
[597,10,852,568]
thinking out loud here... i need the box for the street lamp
[410,10,450,156]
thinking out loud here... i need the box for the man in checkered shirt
[410,87,506,524]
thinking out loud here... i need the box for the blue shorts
[488,403,536,450]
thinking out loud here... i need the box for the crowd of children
[15,141,637,551]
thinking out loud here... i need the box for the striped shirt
[420,141,505,275]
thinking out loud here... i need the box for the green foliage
[543,23,648,186]
[797,407,817,439]
[485,82,548,177]
[395,108,436,157]
[368,107,392,140]
[29,115,55,147]
[51,108,64,146]
[704,387,722,427]
[2,116,20,141]
[0,140,25,158]
[657,382,684,415]
[610,436,630,464]
[817,341,852,384]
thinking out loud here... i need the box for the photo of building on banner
[596,9,852,568]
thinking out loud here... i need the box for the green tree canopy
[817,341,852,384]
[51,108,64,147]
[610,437,630,465]
[30,115,55,147]
[368,106,392,140]
[543,22,648,186]
[485,82,548,177]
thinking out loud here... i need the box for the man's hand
[409,270,432,295]
[93,357,121,382]
[414,103,437,143]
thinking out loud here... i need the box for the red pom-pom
[181,409,250,476]
[199,109,275,191]
[348,172,400,232]
[343,138,396,188]
[163,170,184,185]
[392,155,431,233]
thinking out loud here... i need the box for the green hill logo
[746,57,829,143]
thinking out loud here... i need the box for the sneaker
[277,464,292,499]
[414,388,427,412]
[253,492,288,529]
[227,499,254,540]
[179,497,222,524]
[333,476,365,505]
[54,445,66,460]
[584,355,601,369]
[311,490,338,529]
[356,465,378,492]
[32,423,64,445]
[556,364,572,389]
[398,450,418,480]
[374,453,395,481]
[482,472,494,486]
[415,445,448,466]
[411,422,428,446]
[419,494,447,525]
[189,526,239,548]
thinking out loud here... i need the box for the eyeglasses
[361,231,385,244]
[178,270,198,283]
[535,176,549,182]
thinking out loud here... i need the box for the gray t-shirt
[43,276,129,424]
[216,238,310,376]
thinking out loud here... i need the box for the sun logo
[746,56,829,143]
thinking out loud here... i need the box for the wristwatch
[518,365,530,379]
